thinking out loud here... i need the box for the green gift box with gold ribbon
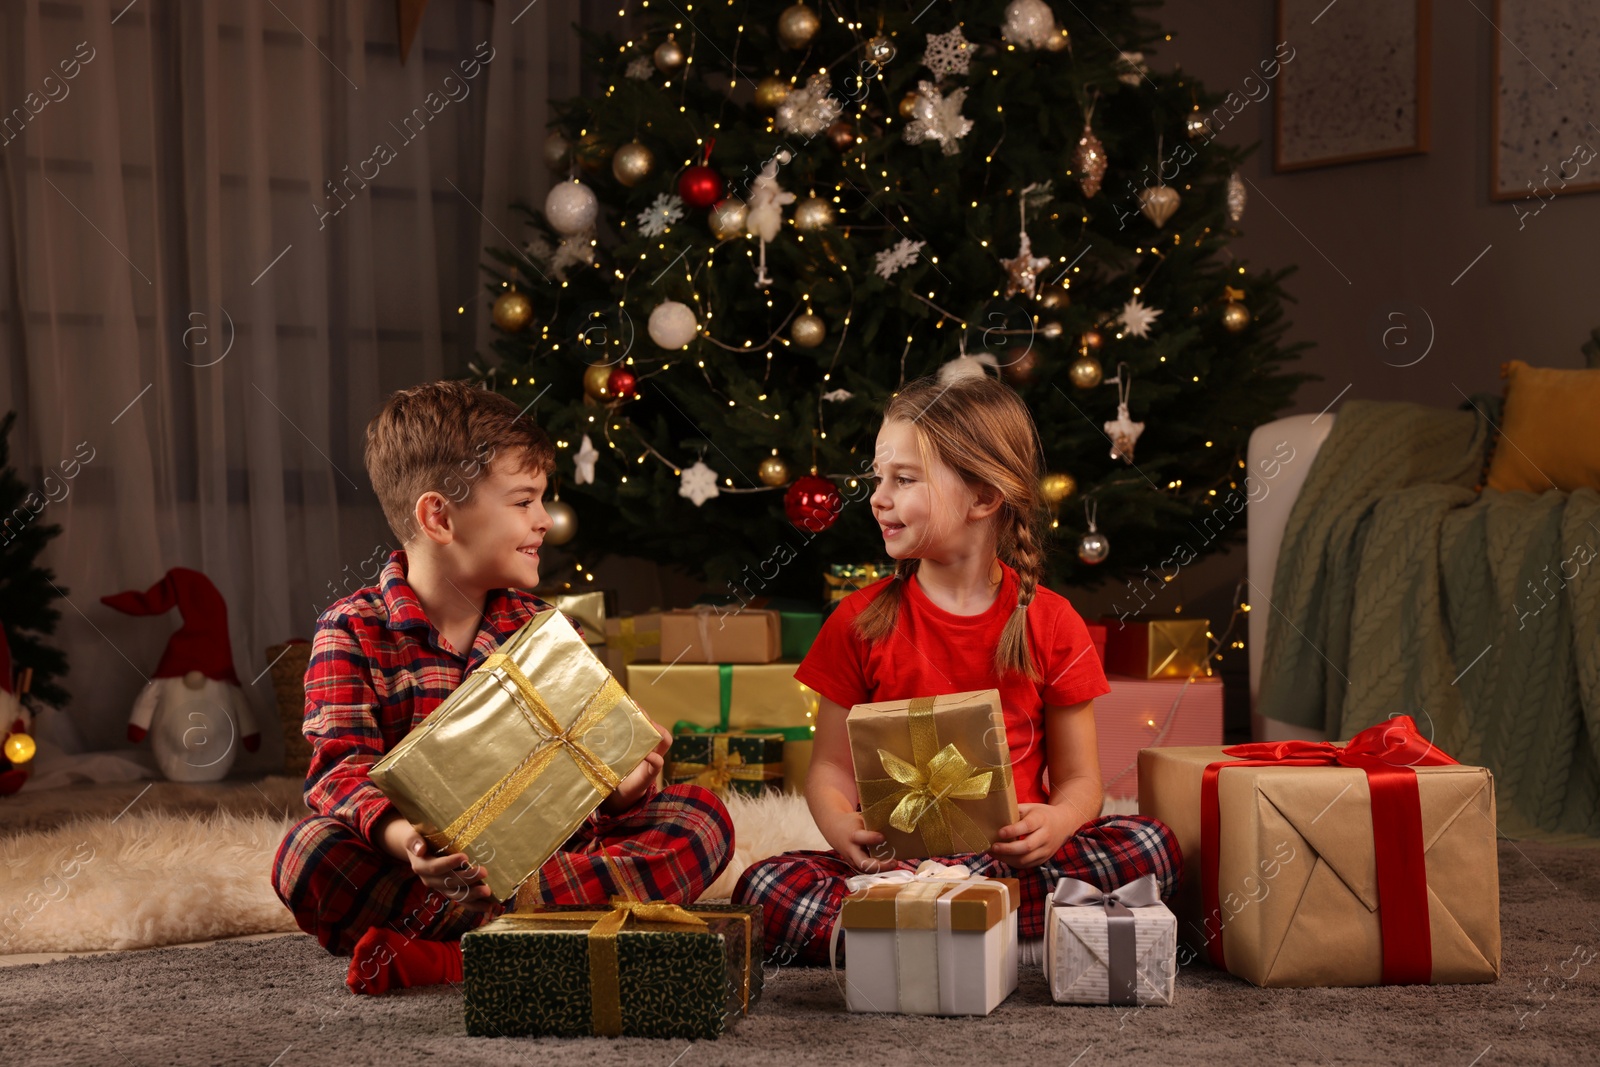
[665,731,784,798]
[846,689,1019,861]
[463,901,763,1039]
[369,610,661,901]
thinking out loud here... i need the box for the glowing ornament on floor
[491,291,533,332]
[648,301,699,349]
[680,461,721,507]
[3,730,33,765]
[545,180,599,235]
[784,474,843,532]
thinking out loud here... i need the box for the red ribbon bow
[1201,715,1458,984]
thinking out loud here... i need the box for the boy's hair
[364,380,556,544]
[854,374,1047,681]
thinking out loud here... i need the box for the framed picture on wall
[1273,0,1432,171]
[1491,1,1600,201]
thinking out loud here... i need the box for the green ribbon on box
[671,664,814,742]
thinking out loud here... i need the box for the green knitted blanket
[1257,397,1600,839]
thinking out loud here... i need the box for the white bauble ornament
[545,181,599,235]
[1003,0,1057,49]
[648,300,699,349]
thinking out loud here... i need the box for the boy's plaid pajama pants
[272,784,733,956]
[733,814,1182,966]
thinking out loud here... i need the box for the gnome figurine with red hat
[0,626,36,796]
[102,567,260,782]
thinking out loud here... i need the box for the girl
[734,374,1182,966]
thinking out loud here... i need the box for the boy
[272,381,733,994]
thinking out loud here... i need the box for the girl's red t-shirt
[794,561,1110,805]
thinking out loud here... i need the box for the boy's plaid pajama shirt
[271,551,732,956]
[734,815,1182,966]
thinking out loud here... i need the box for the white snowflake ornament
[549,234,595,279]
[679,461,721,507]
[922,26,972,78]
[821,388,855,402]
[776,71,843,137]
[903,81,973,156]
[625,55,654,80]
[1118,296,1162,339]
[637,193,683,238]
[874,237,925,280]
[573,434,599,484]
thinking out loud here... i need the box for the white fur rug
[0,787,827,955]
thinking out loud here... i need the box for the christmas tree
[473,0,1311,602]
[0,411,70,707]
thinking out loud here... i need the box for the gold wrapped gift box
[542,590,609,647]
[1138,745,1501,987]
[370,610,660,901]
[846,690,1019,861]
[624,661,815,794]
[1102,617,1211,679]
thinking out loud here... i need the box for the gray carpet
[3,842,1596,1067]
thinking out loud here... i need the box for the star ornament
[1118,295,1163,339]
[1105,402,1145,464]
[679,460,721,507]
[573,434,599,484]
[922,26,972,78]
[1000,231,1050,299]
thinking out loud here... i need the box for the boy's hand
[378,813,498,913]
[990,803,1075,869]
[598,718,672,814]
[816,807,894,874]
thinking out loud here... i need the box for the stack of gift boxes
[361,587,1501,1036]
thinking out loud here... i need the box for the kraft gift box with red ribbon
[1045,874,1177,1006]
[658,607,782,664]
[1137,716,1501,988]
[834,864,1020,1016]
[846,690,1019,862]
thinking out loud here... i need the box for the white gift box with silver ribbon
[1044,873,1177,1006]
[831,861,1018,1016]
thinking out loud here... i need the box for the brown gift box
[658,607,781,664]
[1102,617,1211,679]
[841,877,1020,931]
[1138,746,1501,987]
[846,690,1019,861]
[602,612,661,666]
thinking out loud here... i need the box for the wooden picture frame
[1274,0,1432,172]
[1490,1,1600,201]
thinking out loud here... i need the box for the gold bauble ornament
[492,291,534,332]
[543,131,571,171]
[867,35,896,65]
[1001,347,1041,386]
[708,198,749,240]
[758,454,791,486]
[1082,329,1103,349]
[1040,472,1077,505]
[1037,283,1070,310]
[1139,185,1181,228]
[1041,321,1064,340]
[777,3,820,49]
[574,132,611,173]
[611,142,655,187]
[544,499,577,546]
[1044,29,1069,52]
[899,91,920,119]
[1069,354,1103,389]
[583,363,615,400]
[1221,301,1251,333]
[755,76,791,110]
[1185,111,1209,139]
[826,120,858,152]
[3,731,35,764]
[653,38,685,72]
[790,312,826,348]
[792,196,834,231]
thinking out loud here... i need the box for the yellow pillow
[1485,360,1600,493]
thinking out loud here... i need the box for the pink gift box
[1094,674,1222,799]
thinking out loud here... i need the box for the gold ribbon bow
[503,898,755,1037]
[609,617,660,666]
[857,696,1005,856]
[426,652,624,857]
[670,735,781,794]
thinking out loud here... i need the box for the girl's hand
[600,718,672,814]
[379,814,499,913]
[817,807,894,874]
[990,803,1076,869]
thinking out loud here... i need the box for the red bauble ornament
[784,474,843,533]
[678,165,725,210]
[606,367,637,398]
